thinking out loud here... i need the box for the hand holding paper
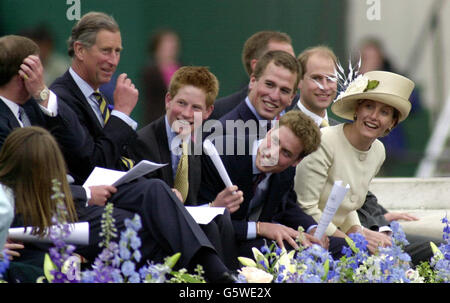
[314,180,350,240]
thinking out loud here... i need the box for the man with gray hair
[50,11,236,282]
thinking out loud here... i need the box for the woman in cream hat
[294,70,414,254]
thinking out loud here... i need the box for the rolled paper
[8,222,89,245]
[314,180,350,240]
[203,139,233,188]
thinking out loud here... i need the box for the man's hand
[211,185,243,213]
[3,239,24,260]
[257,222,308,250]
[307,227,329,250]
[361,228,392,254]
[384,212,419,222]
[88,185,118,206]
[19,55,48,105]
[113,73,138,116]
[171,188,183,202]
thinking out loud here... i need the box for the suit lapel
[0,99,21,129]
[153,117,175,186]
[64,71,105,131]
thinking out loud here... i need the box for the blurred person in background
[20,23,70,86]
[141,29,182,125]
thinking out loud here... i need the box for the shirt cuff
[247,222,257,239]
[38,90,58,116]
[306,224,318,234]
[82,186,91,207]
[111,110,138,130]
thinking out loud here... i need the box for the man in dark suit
[127,66,243,269]
[0,34,125,282]
[200,111,347,259]
[48,12,235,282]
[207,50,300,143]
[209,31,296,120]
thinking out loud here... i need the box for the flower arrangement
[1,179,448,283]
[39,179,205,283]
[237,219,449,283]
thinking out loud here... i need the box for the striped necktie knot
[93,91,111,123]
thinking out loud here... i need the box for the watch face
[40,88,49,101]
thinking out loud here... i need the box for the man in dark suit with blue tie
[209,31,297,120]
[200,110,347,259]
[48,12,236,282]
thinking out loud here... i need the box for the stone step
[369,177,449,240]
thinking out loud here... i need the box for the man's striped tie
[92,91,111,124]
[93,91,134,169]
[174,142,189,202]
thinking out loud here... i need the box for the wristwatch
[36,86,50,102]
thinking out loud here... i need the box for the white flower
[336,75,369,100]
[345,75,369,94]
[405,269,425,283]
[238,266,273,283]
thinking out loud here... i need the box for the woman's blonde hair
[0,127,77,236]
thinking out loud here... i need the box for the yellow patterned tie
[320,119,329,128]
[174,141,189,202]
[92,91,111,124]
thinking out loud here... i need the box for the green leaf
[344,236,359,254]
[322,259,330,281]
[238,256,257,267]
[164,253,181,269]
[364,80,379,91]
[43,253,57,283]
[176,272,206,283]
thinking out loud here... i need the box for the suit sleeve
[70,184,88,211]
[198,153,250,240]
[273,187,317,231]
[50,80,137,183]
[357,191,390,230]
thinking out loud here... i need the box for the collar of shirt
[297,100,329,127]
[165,115,191,176]
[69,67,96,103]
[69,68,104,123]
[1,93,58,124]
[251,138,272,178]
[69,68,138,130]
[245,96,280,129]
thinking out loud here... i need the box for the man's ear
[165,92,172,111]
[204,104,214,120]
[250,59,258,74]
[73,41,85,61]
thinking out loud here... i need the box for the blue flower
[121,260,136,277]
